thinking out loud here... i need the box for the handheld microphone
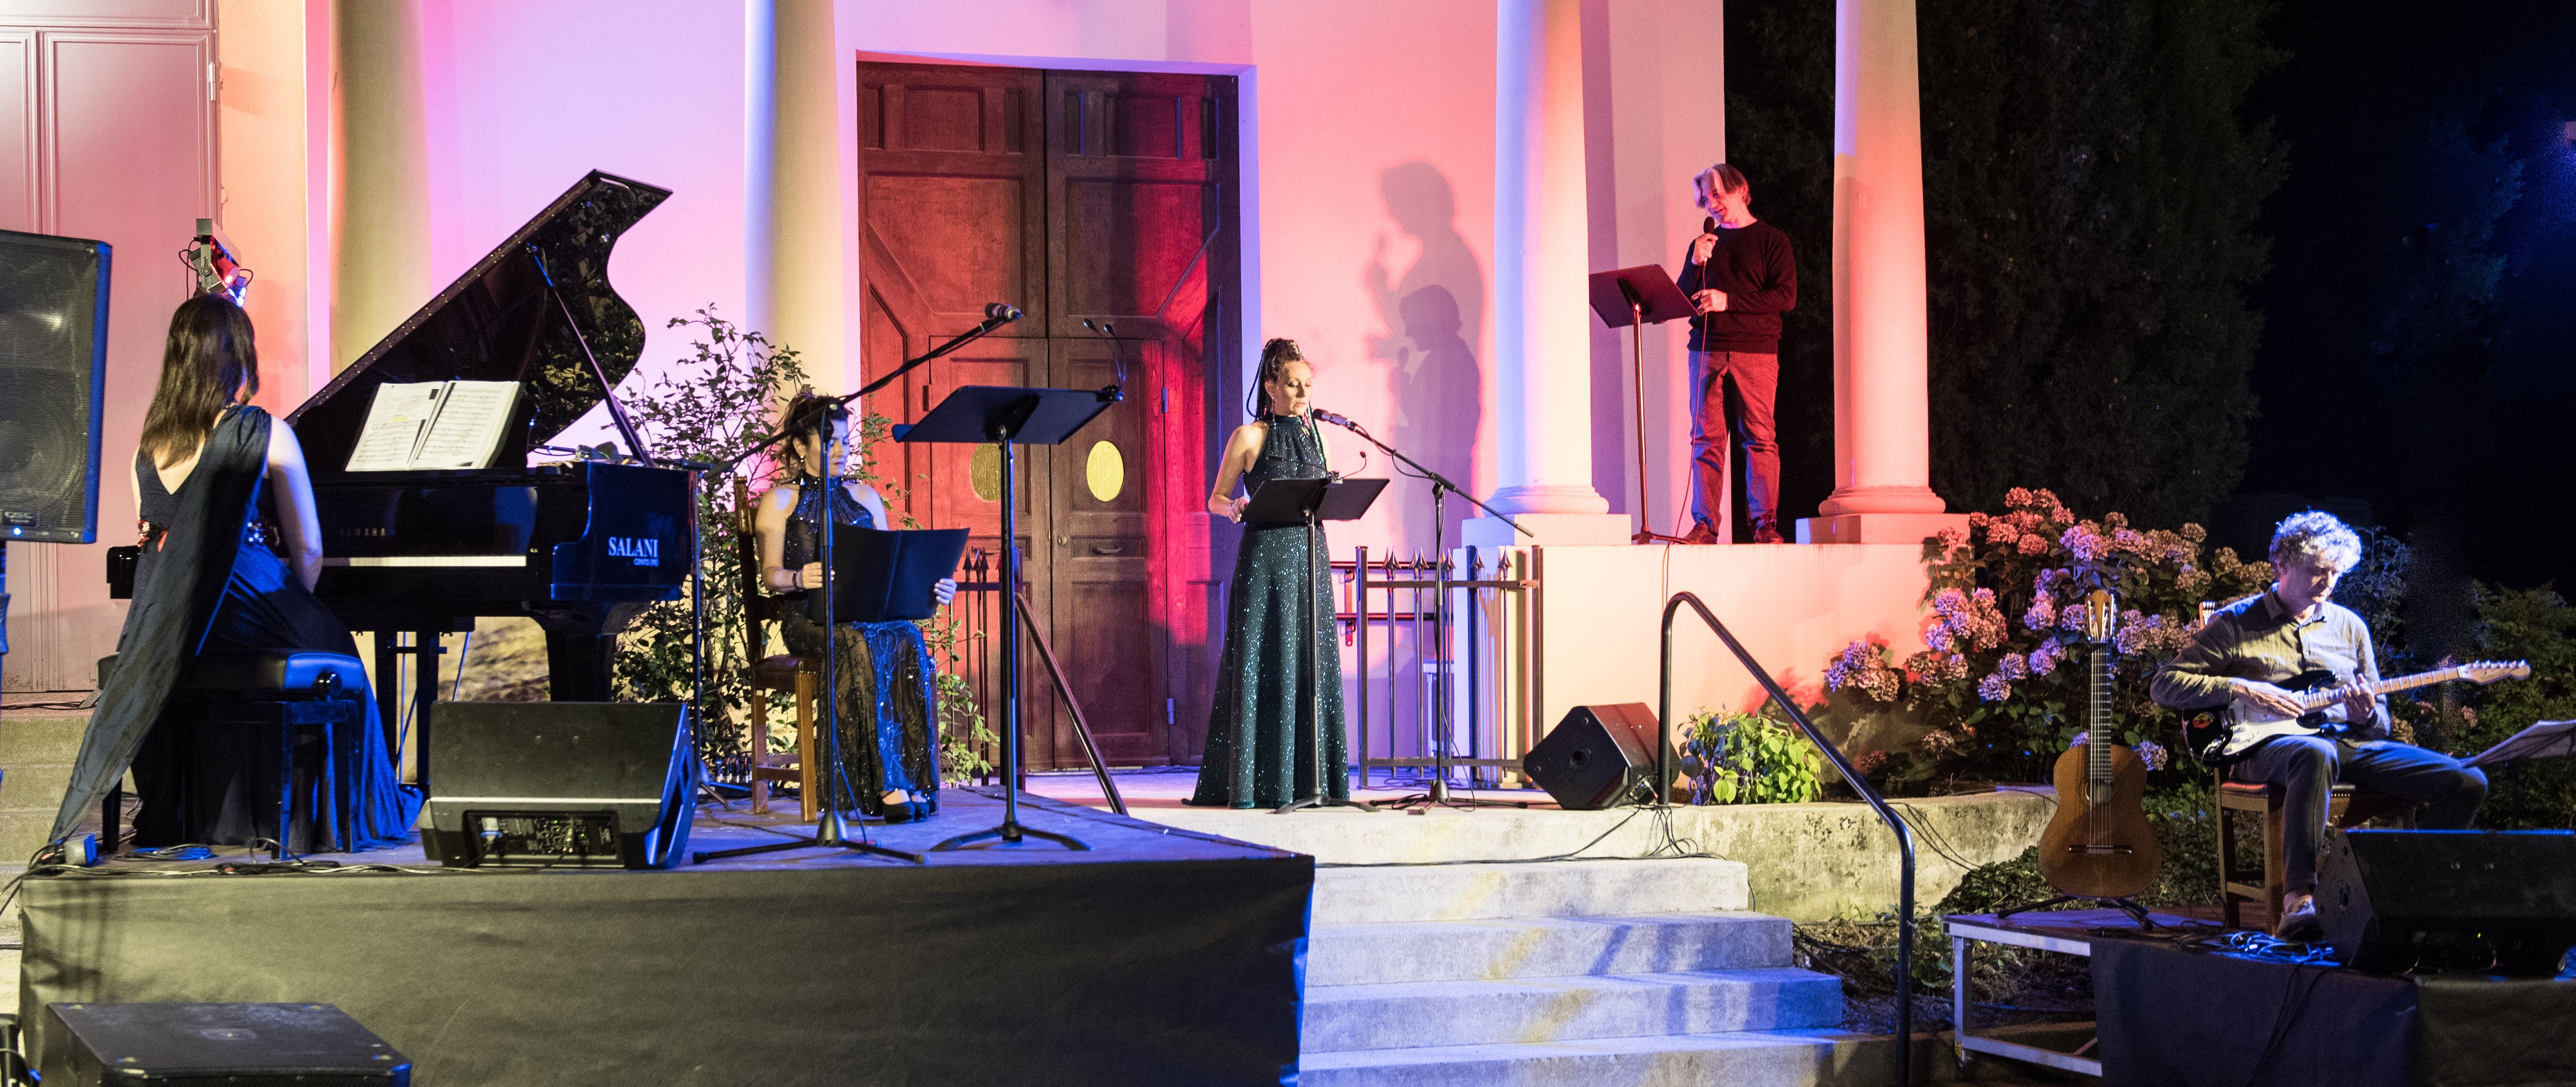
[985,302,1023,322]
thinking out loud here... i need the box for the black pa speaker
[425,702,698,869]
[1522,703,1671,810]
[2319,827,2576,974]
[0,229,112,543]
[42,1002,408,1087]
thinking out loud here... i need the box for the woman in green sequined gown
[1190,340,1351,808]
[754,392,958,822]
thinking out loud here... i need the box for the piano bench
[93,651,370,860]
[2216,780,2416,931]
[748,654,820,820]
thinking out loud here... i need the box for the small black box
[44,1002,409,1087]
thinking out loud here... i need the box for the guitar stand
[1993,895,2156,931]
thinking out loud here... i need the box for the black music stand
[1242,475,1388,814]
[1588,265,1698,545]
[909,386,1118,851]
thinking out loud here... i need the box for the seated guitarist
[2150,511,2486,940]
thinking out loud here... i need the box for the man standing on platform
[2150,511,2487,940]
[1677,163,1797,544]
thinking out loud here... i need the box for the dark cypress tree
[1727,0,2284,528]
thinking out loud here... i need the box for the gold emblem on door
[1085,440,1124,503]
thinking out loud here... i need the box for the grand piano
[287,170,692,763]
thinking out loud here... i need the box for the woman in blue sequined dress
[1188,339,1351,808]
[753,391,957,823]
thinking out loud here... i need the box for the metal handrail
[1659,592,1915,1087]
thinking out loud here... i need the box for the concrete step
[0,714,87,765]
[0,762,73,810]
[1303,967,1841,1054]
[0,811,57,866]
[1313,860,1747,925]
[1299,1028,1898,1087]
[1307,912,1792,986]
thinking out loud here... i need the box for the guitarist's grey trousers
[2229,735,2487,894]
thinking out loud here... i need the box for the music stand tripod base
[694,808,926,865]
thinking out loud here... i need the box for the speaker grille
[0,229,111,542]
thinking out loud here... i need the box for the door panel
[858,61,1234,771]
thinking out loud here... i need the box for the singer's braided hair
[1246,337,1307,419]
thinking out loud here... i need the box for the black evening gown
[88,408,417,852]
[774,475,940,817]
[1190,412,1351,808]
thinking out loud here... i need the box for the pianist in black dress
[753,390,958,823]
[103,295,419,851]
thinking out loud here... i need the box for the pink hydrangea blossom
[2017,532,2052,556]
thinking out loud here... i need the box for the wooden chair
[2216,779,2414,930]
[734,477,819,819]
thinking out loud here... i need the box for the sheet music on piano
[345,380,522,471]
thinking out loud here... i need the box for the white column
[328,0,429,372]
[1470,0,1624,548]
[1798,0,1965,545]
[745,0,847,391]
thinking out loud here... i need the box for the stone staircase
[0,710,84,865]
[0,707,85,1021]
[1298,858,1864,1086]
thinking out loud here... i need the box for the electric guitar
[2036,591,2163,900]
[2181,660,2530,767]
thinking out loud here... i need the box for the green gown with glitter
[1190,412,1350,808]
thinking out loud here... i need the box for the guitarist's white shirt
[2149,590,2392,738]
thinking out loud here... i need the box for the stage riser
[1303,967,1841,1053]
[1313,860,1748,925]
[1304,912,1790,987]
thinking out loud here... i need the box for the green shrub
[1683,709,1824,805]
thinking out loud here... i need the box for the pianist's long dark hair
[140,293,260,468]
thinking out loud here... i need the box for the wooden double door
[856,62,1240,769]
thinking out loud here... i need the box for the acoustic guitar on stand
[2180,660,2530,767]
[2035,591,2163,902]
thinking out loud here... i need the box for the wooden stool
[2216,779,2413,930]
[733,478,819,819]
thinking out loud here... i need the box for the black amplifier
[42,1002,408,1087]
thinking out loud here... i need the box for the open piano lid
[288,170,671,478]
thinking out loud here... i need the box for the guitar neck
[2089,647,2112,780]
[2300,665,2473,709]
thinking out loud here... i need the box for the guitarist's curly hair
[2269,510,2362,571]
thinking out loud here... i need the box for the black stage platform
[19,789,1312,1087]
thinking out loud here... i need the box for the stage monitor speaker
[0,229,112,543]
[425,701,697,870]
[1522,702,1669,810]
[2319,827,2576,975]
[42,1002,409,1087]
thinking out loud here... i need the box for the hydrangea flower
[2133,739,2169,772]
[1977,672,2014,702]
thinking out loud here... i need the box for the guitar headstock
[2460,660,2532,684]
[2082,590,2118,646]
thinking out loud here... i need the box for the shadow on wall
[1365,162,1485,549]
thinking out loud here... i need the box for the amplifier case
[423,701,696,869]
[42,1002,408,1087]
[1521,703,1669,810]
[2319,827,2576,974]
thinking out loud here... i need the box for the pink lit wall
[412,0,749,450]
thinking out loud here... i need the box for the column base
[1462,512,1629,549]
[1795,512,1970,546]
